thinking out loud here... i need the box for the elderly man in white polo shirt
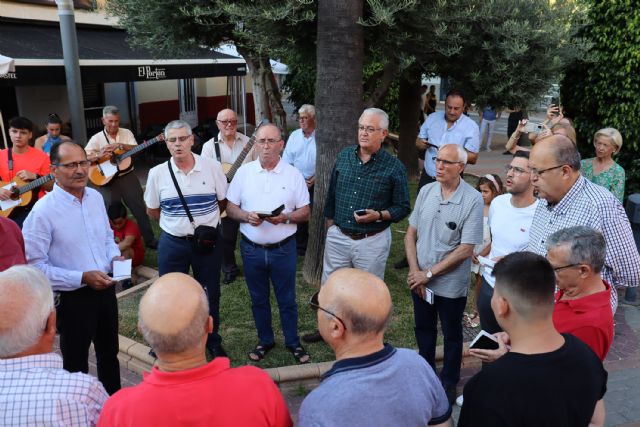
[144,119,229,359]
[405,143,483,405]
[282,104,316,256]
[226,124,311,365]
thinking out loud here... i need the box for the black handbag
[167,160,218,253]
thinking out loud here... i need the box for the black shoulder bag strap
[7,146,13,179]
[167,160,196,231]
[213,138,222,162]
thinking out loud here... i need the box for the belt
[338,226,385,241]
[241,234,294,250]
[166,232,194,241]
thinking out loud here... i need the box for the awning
[0,54,15,75]
[0,21,247,86]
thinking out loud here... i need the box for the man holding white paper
[23,141,123,395]
[404,144,483,404]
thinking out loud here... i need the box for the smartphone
[354,209,367,216]
[523,121,544,134]
[423,288,434,304]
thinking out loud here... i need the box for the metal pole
[56,0,87,145]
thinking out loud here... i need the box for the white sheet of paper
[0,183,20,212]
[112,259,132,281]
[98,160,118,179]
[478,256,496,269]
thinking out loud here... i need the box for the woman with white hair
[580,127,625,202]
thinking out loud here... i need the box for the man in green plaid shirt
[322,108,410,283]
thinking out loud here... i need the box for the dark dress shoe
[302,331,325,343]
[146,239,159,249]
[208,344,228,359]
[121,279,133,290]
[223,272,236,284]
[444,385,457,405]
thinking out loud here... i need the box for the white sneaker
[485,147,492,152]
[456,394,464,407]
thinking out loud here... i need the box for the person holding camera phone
[226,124,311,365]
[144,120,229,359]
[404,144,484,405]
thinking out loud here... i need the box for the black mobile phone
[354,209,367,216]
[257,204,285,218]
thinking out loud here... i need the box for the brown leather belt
[338,226,385,241]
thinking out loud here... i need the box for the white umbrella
[0,54,15,75]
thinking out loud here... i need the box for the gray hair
[360,108,389,130]
[439,143,468,165]
[325,301,393,336]
[298,104,316,118]
[546,226,606,273]
[164,120,193,139]
[138,288,209,354]
[0,265,54,358]
[552,135,581,171]
[102,105,120,117]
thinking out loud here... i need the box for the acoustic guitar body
[88,147,133,186]
[0,177,33,218]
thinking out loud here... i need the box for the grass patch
[120,179,481,369]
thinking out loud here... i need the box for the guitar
[89,133,165,186]
[0,174,55,218]
[220,119,268,182]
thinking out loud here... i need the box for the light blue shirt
[418,111,479,177]
[282,129,316,179]
[23,184,120,292]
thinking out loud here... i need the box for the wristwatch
[426,269,433,279]
[285,214,291,225]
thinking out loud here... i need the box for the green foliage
[561,0,640,196]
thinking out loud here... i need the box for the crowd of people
[0,89,639,426]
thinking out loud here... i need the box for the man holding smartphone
[405,144,483,405]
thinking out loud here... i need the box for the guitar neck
[225,119,268,182]
[117,136,161,162]
[18,174,54,195]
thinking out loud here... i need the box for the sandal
[287,345,310,364]
[248,343,275,361]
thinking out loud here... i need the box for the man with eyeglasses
[85,106,157,249]
[0,116,53,227]
[476,150,538,336]
[527,135,640,312]
[302,108,410,344]
[405,143,483,405]
[298,268,452,427]
[144,120,229,360]
[282,104,316,256]
[201,109,257,284]
[23,141,123,395]
[226,124,311,364]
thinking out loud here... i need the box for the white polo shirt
[144,154,228,237]
[201,132,256,165]
[227,158,309,245]
[85,127,137,155]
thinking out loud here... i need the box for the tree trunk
[397,68,421,179]
[364,60,399,108]
[302,0,364,286]
[242,50,287,138]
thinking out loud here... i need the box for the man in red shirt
[107,202,145,269]
[0,216,26,271]
[546,226,614,361]
[0,117,53,227]
[98,272,292,427]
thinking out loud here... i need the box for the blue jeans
[158,231,222,348]
[240,237,300,347]
[412,291,467,387]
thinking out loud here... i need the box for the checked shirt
[324,145,410,234]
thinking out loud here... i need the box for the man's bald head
[138,273,209,354]
[0,266,54,358]
[322,269,392,336]
[533,134,581,171]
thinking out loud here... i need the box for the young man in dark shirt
[459,251,607,427]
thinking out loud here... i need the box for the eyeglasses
[256,138,280,145]
[53,160,92,170]
[552,263,581,272]
[217,120,238,126]
[358,125,383,134]
[298,116,312,122]
[530,164,566,177]
[166,135,191,143]
[309,291,347,330]
[433,157,463,166]
[504,164,529,176]
[594,141,614,149]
